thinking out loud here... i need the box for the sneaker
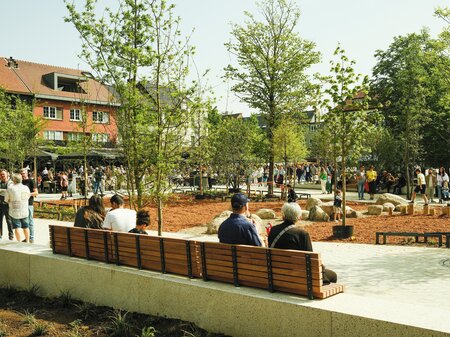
[424,203,429,206]
[409,200,414,204]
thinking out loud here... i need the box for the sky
[1,0,448,115]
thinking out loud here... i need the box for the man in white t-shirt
[410,168,429,205]
[102,194,136,232]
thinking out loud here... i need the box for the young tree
[224,0,320,195]
[0,89,44,171]
[321,46,380,226]
[273,117,308,185]
[210,117,261,192]
[66,0,195,235]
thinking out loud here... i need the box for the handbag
[364,180,369,193]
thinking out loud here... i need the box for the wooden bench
[297,192,311,200]
[49,225,343,299]
[375,232,450,247]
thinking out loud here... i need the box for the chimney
[6,56,18,69]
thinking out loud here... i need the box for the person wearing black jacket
[268,203,337,285]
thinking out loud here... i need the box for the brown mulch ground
[54,195,449,245]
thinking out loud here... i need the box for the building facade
[0,57,119,146]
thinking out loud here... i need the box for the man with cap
[218,193,262,246]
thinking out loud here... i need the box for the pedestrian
[333,189,342,222]
[0,169,13,240]
[366,165,377,200]
[5,173,31,242]
[410,168,428,205]
[356,165,366,200]
[20,168,38,243]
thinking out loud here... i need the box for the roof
[0,57,118,105]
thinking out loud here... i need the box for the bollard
[388,207,393,216]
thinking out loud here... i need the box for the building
[0,56,119,147]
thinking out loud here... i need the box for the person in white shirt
[102,194,136,232]
[5,173,31,242]
[410,168,429,205]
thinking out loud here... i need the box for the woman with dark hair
[74,195,106,229]
[437,167,449,203]
[129,210,150,235]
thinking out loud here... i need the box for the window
[67,132,83,142]
[70,109,82,121]
[92,133,108,143]
[43,130,63,140]
[92,111,109,124]
[43,106,63,120]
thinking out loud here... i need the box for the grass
[32,321,50,336]
[74,302,97,321]
[56,290,74,308]
[107,310,132,337]
[139,326,157,337]
[22,310,36,325]
[26,284,41,299]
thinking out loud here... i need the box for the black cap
[231,193,249,209]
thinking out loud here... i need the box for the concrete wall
[1,243,448,337]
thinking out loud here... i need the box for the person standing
[0,169,13,240]
[59,171,69,200]
[5,174,31,242]
[20,169,38,243]
[93,167,103,195]
[425,168,437,203]
[356,166,366,200]
[366,166,377,200]
[437,167,449,203]
[319,167,327,194]
[333,190,342,222]
[410,168,429,205]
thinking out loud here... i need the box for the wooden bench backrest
[49,225,343,299]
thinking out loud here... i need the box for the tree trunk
[268,154,274,196]
[157,196,163,236]
[341,161,347,226]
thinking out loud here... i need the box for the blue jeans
[357,181,365,199]
[93,180,102,194]
[28,205,34,241]
[11,217,29,229]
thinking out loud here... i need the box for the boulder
[305,197,323,211]
[347,210,363,218]
[319,201,334,216]
[301,210,310,220]
[207,211,263,235]
[367,205,383,215]
[375,193,408,206]
[308,206,330,222]
[382,203,395,212]
[256,208,277,220]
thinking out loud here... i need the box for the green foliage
[0,88,44,170]
[273,117,308,163]
[107,310,132,337]
[22,310,36,325]
[210,117,262,190]
[371,30,450,189]
[321,45,381,224]
[74,302,97,321]
[31,321,50,336]
[26,284,41,299]
[57,290,74,308]
[139,326,157,337]
[65,0,198,235]
[65,320,87,337]
[224,0,320,193]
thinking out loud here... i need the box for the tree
[224,0,320,195]
[210,117,261,192]
[273,117,308,185]
[321,46,380,226]
[0,89,44,171]
[372,31,440,195]
[66,0,195,235]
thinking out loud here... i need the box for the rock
[319,201,334,216]
[382,203,395,211]
[256,208,277,220]
[347,210,363,218]
[207,216,228,234]
[305,197,323,211]
[400,205,408,215]
[367,205,383,215]
[375,193,408,206]
[308,206,330,222]
[407,204,415,215]
[207,212,264,235]
[217,210,232,218]
[301,210,310,220]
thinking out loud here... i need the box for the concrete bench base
[1,243,449,337]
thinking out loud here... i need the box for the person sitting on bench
[268,203,337,285]
[74,194,106,229]
[128,210,150,235]
[218,193,262,246]
[102,194,136,232]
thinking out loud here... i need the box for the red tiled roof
[0,58,30,94]
[0,57,116,105]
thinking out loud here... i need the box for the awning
[28,149,59,160]
[58,149,122,160]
